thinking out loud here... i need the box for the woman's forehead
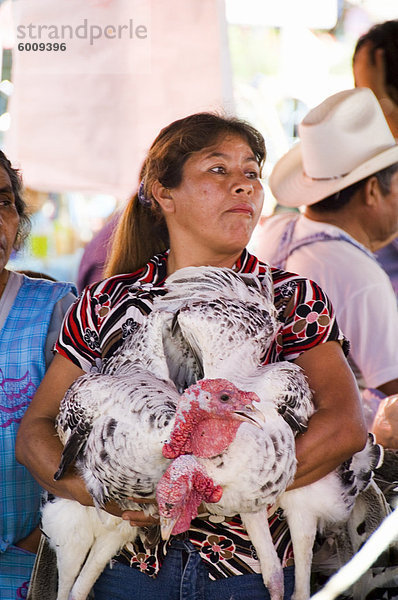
[190,134,257,162]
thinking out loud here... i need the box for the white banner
[3,0,232,199]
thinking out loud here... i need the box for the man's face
[378,169,398,243]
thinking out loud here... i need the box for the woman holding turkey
[16,112,366,600]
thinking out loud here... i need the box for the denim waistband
[168,539,198,554]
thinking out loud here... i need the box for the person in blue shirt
[0,149,76,600]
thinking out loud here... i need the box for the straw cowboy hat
[269,88,398,207]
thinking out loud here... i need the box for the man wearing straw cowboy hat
[256,88,398,445]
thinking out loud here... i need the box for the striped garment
[0,275,76,600]
[55,249,346,580]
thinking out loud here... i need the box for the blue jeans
[93,540,295,600]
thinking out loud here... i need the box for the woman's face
[0,165,20,272]
[161,134,264,264]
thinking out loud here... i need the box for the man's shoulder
[259,211,298,233]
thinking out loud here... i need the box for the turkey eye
[220,393,230,402]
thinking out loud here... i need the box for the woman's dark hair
[0,150,31,250]
[105,112,266,276]
[353,20,398,103]
[310,163,398,213]
[140,112,266,202]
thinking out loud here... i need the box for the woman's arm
[15,353,93,505]
[288,340,368,490]
[16,352,158,525]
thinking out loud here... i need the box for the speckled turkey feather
[43,265,385,600]
[153,266,279,382]
[150,267,385,600]
[153,266,314,435]
[55,369,179,506]
[44,367,180,600]
[200,408,297,515]
[104,306,201,393]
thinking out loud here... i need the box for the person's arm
[353,41,398,138]
[15,353,93,504]
[16,352,158,525]
[288,340,368,490]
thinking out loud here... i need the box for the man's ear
[152,180,175,213]
[364,175,382,207]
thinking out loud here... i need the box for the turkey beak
[233,404,264,428]
[160,515,178,541]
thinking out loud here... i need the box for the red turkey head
[162,378,264,460]
[157,455,223,540]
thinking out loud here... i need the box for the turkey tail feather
[54,432,88,481]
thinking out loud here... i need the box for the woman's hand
[120,496,159,527]
[371,395,398,449]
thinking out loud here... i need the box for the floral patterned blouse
[55,249,346,580]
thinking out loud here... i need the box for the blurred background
[0,0,396,283]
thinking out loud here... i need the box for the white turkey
[151,266,313,430]
[42,371,260,600]
[158,375,382,600]
[42,368,178,600]
[42,265,298,600]
[44,265,383,600]
[146,265,383,600]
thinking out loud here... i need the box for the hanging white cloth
[3,0,233,200]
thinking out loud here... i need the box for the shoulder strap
[271,216,376,269]
[0,271,23,331]
[271,215,299,269]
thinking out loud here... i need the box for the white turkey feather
[44,265,385,600]
[43,367,179,600]
[152,266,384,600]
[154,266,279,382]
[105,306,201,392]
